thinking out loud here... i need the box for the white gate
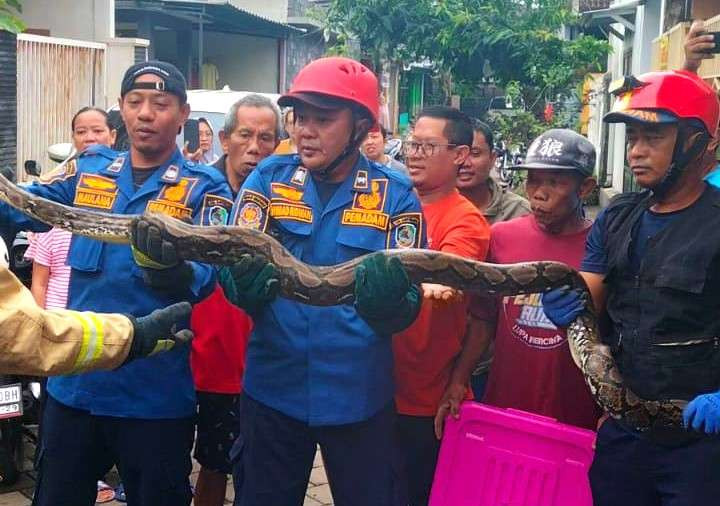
[16,34,106,181]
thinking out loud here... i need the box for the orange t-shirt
[393,190,490,416]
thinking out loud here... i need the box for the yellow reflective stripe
[69,312,91,374]
[69,312,103,373]
[86,313,105,365]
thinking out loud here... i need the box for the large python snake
[0,173,687,429]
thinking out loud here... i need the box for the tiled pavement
[0,437,333,506]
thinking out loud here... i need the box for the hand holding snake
[0,173,687,430]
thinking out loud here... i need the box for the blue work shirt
[0,145,233,418]
[231,154,425,426]
[705,163,720,188]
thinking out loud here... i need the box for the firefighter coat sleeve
[0,266,134,376]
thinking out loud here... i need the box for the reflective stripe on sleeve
[69,311,104,373]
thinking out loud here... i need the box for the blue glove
[683,391,720,434]
[541,286,585,328]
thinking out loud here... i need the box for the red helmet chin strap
[315,116,371,179]
[651,122,711,199]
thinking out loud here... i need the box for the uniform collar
[316,156,373,216]
[125,148,188,205]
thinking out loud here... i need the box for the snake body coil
[0,174,687,429]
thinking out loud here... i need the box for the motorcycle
[0,160,45,486]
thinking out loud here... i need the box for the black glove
[124,302,194,364]
[354,254,421,335]
[218,254,280,315]
[131,218,194,296]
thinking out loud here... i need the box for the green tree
[0,0,24,34]
[324,0,608,112]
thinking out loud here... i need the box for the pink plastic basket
[429,402,595,506]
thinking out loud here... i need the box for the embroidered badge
[235,189,270,231]
[156,178,198,206]
[352,179,388,212]
[270,202,313,223]
[106,156,125,173]
[387,212,423,249]
[341,209,389,230]
[291,167,308,186]
[271,182,305,202]
[40,159,77,184]
[353,170,369,190]
[73,173,118,210]
[201,194,234,226]
[161,164,180,182]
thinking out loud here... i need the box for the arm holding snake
[0,172,690,431]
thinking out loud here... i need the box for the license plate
[0,384,23,419]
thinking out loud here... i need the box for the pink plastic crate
[429,402,595,506]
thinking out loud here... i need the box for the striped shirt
[25,228,72,309]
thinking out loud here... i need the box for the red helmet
[279,57,379,122]
[604,70,719,136]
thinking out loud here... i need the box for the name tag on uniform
[342,178,389,230]
[341,209,389,230]
[146,200,192,221]
[270,202,313,223]
[74,173,118,210]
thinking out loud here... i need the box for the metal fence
[16,34,106,181]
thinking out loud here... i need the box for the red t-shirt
[393,190,490,416]
[479,214,601,430]
[190,284,253,394]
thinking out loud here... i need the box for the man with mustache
[0,60,234,506]
[191,93,281,506]
[216,57,425,506]
[452,129,600,434]
[543,71,720,506]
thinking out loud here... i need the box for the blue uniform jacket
[230,154,425,425]
[0,145,233,418]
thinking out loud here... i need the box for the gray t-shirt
[483,178,531,225]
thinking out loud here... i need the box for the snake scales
[0,173,687,429]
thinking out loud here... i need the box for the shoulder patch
[387,212,423,249]
[202,194,234,226]
[39,159,77,184]
[235,189,270,231]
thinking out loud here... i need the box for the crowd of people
[0,18,718,506]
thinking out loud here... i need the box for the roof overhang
[583,0,644,34]
[116,0,301,39]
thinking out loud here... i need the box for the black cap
[510,128,596,177]
[121,60,187,104]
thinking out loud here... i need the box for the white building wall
[202,32,279,93]
[22,0,114,41]
[603,0,663,198]
[230,0,289,23]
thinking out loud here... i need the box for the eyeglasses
[403,141,458,157]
